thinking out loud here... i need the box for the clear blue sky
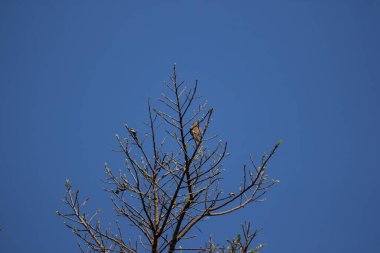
[0,0,379,252]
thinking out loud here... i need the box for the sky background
[1,0,380,252]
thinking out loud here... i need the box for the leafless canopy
[57,65,281,253]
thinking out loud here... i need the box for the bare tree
[57,65,281,253]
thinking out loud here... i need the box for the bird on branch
[129,128,138,141]
[190,121,202,143]
[115,184,127,194]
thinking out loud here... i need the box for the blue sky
[0,0,379,252]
